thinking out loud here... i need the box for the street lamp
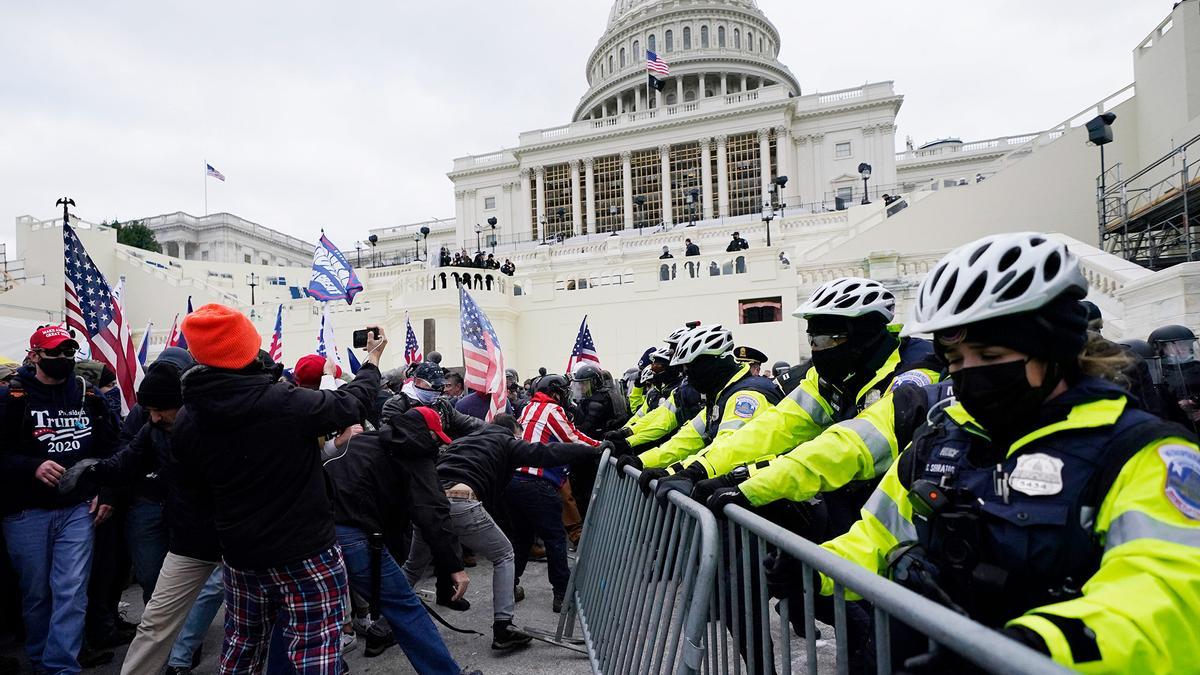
[761,201,775,248]
[858,163,873,205]
[367,234,378,267]
[633,195,646,234]
[486,217,498,254]
[246,272,259,309]
[412,233,421,261]
[539,214,547,244]
[608,205,620,235]
[555,207,566,243]
[687,189,700,226]
[354,240,363,268]
[420,225,431,260]
[474,223,483,253]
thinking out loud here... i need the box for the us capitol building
[2,0,1198,375]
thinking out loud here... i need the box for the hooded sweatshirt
[174,353,380,569]
[0,365,119,512]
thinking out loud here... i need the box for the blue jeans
[338,526,460,674]
[166,568,224,668]
[125,499,169,605]
[503,476,571,592]
[3,503,94,675]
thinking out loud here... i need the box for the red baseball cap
[293,354,342,387]
[30,326,80,352]
[407,406,452,444]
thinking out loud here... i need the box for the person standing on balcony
[659,246,673,259]
[684,239,700,256]
[726,231,749,252]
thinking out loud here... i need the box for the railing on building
[138,212,315,254]
[559,455,1071,675]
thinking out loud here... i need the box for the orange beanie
[181,304,262,370]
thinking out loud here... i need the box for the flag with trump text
[459,287,506,422]
[404,312,423,365]
[268,304,284,364]
[566,315,601,373]
[63,223,143,414]
[307,234,363,305]
[316,304,345,372]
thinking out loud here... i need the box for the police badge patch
[733,395,758,419]
[1159,445,1200,520]
[1008,453,1065,496]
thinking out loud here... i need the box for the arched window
[701,25,709,48]
[665,29,673,52]
[608,54,614,72]
[733,28,741,49]
[683,27,691,49]
[633,40,640,59]
[747,30,753,50]
[718,26,726,48]
[620,47,626,67]
[648,34,656,53]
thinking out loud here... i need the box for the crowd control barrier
[558,454,1072,675]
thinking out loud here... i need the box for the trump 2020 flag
[566,315,601,373]
[316,304,345,371]
[268,304,284,364]
[307,234,363,305]
[404,312,423,365]
[459,287,506,422]
[138,320,153,366]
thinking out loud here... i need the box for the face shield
[1160,339,1199,366]
[570,378,594,402]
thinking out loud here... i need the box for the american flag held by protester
[268,304,284,364]
[459,286,507,422]
[566,315,601,373]
[404,312,423,365]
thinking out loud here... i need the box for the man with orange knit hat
[171,304,386,675]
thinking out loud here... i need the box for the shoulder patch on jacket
[890,370,933,391]
[733,395,759,419]
[1160,444,1200,520]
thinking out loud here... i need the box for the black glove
[638,468,668,495]
[652,464,707,505]
[604,427,633,441]
[57,459,101,499]
[595,440,616,456]
[691,473,739,505]
[615,454,643,478]
[608,434,632,456]
[706,486,751,516]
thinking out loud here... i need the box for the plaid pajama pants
[220,546,348,675]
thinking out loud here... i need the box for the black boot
[491,620,532,650]
[436,574,470,611]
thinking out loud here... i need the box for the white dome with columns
[578,0,801,122]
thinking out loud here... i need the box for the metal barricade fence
[560,456,1071,675]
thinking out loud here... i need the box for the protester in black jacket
[403,416,610,650]
[172,304,386,674]
[324,407,477,674]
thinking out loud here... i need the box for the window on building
[630,149,662,230]
[747,30,754,50]
[701,25,709,48]
[592,154,623,233]
[484,196,496,210]
[837,186,854,203]
[648,34,656,53]
[669,142,704,224]
[718,26,725,47]
[543,163,573,240]
[835,141,852,158]
[759,37,764,52]
[683,27,691,49]
[665,30,673,52]
[633,40,640,58]
[201,250,209,261]
[268,276,287,285]
[733,28,740,49]
[608,54,613,72]
[740,296,783,324]
[244,254,252,264]
[727,132,764,217]
[620,47,626,67]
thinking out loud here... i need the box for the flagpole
[203,158,208,216]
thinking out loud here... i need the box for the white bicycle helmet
[670,324,735,366]
[664,324,695,347]
[904,232,1086,336]
[793,277,896,321]
[650,346,672,362]
[639,364,657,385]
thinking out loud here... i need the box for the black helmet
[1148,325,1197,345]
[1119,339,1154,360]
[571,363,604,384]
[411,362,447,390]
[772,360,791,375]
[534,374,570,403]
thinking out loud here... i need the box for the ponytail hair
[1076,331,1134,383]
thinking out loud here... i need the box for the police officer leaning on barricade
[606,324,704,455]
[744,232,1200,673]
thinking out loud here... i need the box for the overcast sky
[0,0,1171,255]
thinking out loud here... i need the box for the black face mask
[38,357,75,380]
[684,358,728,396]
[951,360,1053,442]
[810,341,858,384]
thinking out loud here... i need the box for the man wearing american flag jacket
[505,374,600,614]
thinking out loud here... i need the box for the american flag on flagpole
[404,312,423,365]
[206,164,225,181]
[459,287,507,422]
[566,315,601,373]
[137,320,153,367]
[268,304,284,364]
[164,313,181,348]
[63,223,143,414]
[646,50,670,75]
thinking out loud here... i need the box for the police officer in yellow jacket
[609,326,704,452]
[728,232,1200,672]
[616,325,782,496]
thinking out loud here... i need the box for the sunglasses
[39,347,78,358]
[807,334,848,351]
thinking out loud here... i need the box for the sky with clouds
[0,0,1171,255]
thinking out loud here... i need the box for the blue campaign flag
[346,348,362,375]
[306,234,363,304]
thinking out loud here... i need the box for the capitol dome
[576,0,801,121]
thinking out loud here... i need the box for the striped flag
[404,312,423,365]
[206,163,225,181]
[306,234,363,305]
[268,304,284,364]
[566,315,601,373]
[459,287,506,422]
[166,297,193,349]
[316,304,344,372]
[646,50,670,76]
[345,348,362,375]
[63,223,143,414]
[137,320,153,366]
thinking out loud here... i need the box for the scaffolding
[1099,132,1200,270]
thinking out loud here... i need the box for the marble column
[569,160,583,236]
[519,170,532,238]
[454,189,466,237]
[757,128,772,209]
[716,134,729,217]
[659,144,673,226]
[583,157,596,233]
[699,73,707,98]
[621,150,634,230]
[699,137,714,220]
[534,166,546,241]
[500,183,514,240]
[602,100,609,118]
[675,77,683,105]
[635,86,642,112]
[776,126,794,204]
[795,135,811,208]
[720,73,728,96]
[810,133,826,206]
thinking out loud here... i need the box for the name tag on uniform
[1009,453,1064,496]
